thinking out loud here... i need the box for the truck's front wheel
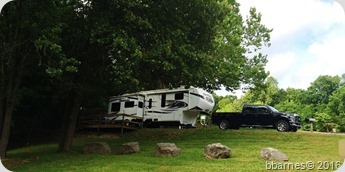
[219,120,229,130]
[275,120,290,132]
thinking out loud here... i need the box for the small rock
[156,143,181,157]
[260,147,288,161]
[83,142,111,154]
[204,143,231,159]
[122,142,140,154]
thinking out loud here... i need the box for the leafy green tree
[216,95,237,112]
[214,6,271,92]
[211,93,221,112]
[284,87,304,104]
[301,75,340,106]
[327,86,345,116]
[298,75,340,131]
[216,90,255,112]
[258,77,281,106]
[340,73,345,87]
[275,88,308,117]
[275,101,299,114]
[240,8,271,90]
[239,76,284,106]
[314,112,339,132]
[327,86,345,131]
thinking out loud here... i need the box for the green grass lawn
[2,126,345,172]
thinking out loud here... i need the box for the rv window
[138,101,143,108]
[175,93,184,100]
[111,102,120,112]
[124,101,135,108]
[148,99,152,109]
[161,94,166,107]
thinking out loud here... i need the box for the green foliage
[216,94,252,112]
[327,86,345,131]
[1,0,273,103]
[218,98,232,108]
[240,7,271,90]
[275,101,299,113]
[298,105,314,120]
[45,57,81,78]
[327,86,345,117]
[314,112,340,132]
[302,75,340,106]
[251,76,281,106]
[284,87,304,104]
[210,93,222,112]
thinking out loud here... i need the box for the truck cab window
[258,107,268,113]
[243,106,255,113]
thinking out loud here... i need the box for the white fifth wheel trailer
[107,87,214,128]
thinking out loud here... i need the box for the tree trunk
[57,91,82,153]
[0,97,5,136]
[0,56,24,158]
[0,0,26,158]
[0,100,15,158]
[0,67,23,157]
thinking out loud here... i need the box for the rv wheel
[219,120,229,130]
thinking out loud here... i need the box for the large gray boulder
[122,142,140,154]
[204,143,231,159]
[83,142,111,154]
[156,143,181,157]
[260,147,288,161]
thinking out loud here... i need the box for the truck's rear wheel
[219,120,229,130]
[276,120,290,132]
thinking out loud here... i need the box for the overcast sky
[216,0,345,96]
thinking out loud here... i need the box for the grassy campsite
[3,126,344,172]
[2,1,345,170]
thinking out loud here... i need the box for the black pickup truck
[212,105,302,132]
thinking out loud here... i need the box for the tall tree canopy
[301,75,340,105]
[0,0,272,156]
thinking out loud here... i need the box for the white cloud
[240,0,343,39]
[237,0,345,90]
[266,52,296,78]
